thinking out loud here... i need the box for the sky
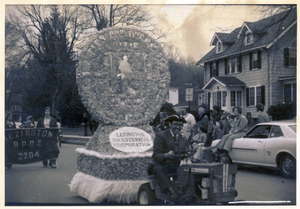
[3,3,295,63]
[150,5,271,61]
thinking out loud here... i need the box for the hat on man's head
[164,114,187,123]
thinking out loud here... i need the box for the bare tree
[7,5,85,115]
[81,4,166,39]
[163,43,183,63]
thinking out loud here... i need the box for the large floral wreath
[77,27,170,126]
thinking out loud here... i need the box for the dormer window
[216,41,223,53]
[245,31,253,45]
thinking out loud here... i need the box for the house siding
[202,24,296,118]
[268,24,297,106]
[233,50,269,118]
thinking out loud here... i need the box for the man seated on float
[149,114,189,198]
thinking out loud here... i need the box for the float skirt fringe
[70,172,148,203]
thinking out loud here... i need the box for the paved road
[5,143,296,206]
[5,144,89,205]
[234,165,296,205]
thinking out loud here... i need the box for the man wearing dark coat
[150,114,189,198]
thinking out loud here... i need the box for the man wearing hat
[149,114,189,199]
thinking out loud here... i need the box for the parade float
[69,27,170,203]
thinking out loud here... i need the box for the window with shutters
[284,83,296,103]
[210,61,219,78]
[256,86,262,104]
[237,91,242,107]
[246,86,265,106]
[230,91,242,107]
[225,55,242,75]
[284,48,296,67]
[249,88,255,105]
[231,58,237,74]
[249,51,261,70]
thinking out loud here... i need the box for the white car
[212,121,296,178]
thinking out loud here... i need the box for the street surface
[5,144,89,205]
[5,143,296,205]
[234,165,296,205]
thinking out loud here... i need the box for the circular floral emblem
[77,27,170,126]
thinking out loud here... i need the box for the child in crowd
[191,126,207,150]
[190,126,208,163]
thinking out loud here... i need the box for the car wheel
[279,155,296,179]
[137,183,157,205]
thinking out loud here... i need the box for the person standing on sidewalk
[5,113,16,170]
[37,107,59,168]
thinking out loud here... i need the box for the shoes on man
[220,151,231,164]
[162,186,177,200]
[190,157,202,163]
[49,164,57,169]
[43,165,48,168]
[221,156,230,164]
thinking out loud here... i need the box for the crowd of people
[152,103,270,164]
[5,107,61,170]
[149,103,270,200]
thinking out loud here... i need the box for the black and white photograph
[4,0,297,206]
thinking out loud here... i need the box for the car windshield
[246,125,271,138]
[288,125,296,133]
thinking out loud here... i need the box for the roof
[216,33,236,44]
[202,76,246,90]
[197,8,297,65]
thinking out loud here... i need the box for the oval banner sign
[109,127,153,153]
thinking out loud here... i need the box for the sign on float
[109,127,153,153]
